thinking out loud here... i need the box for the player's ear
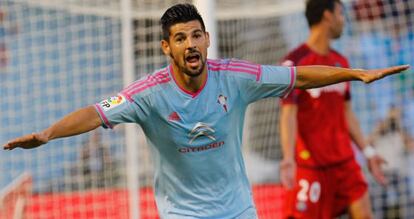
[322,9,333,23]
[205,31,210,48]
[161,39,171,56]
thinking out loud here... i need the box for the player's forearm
[280,105,297,160]
[41,106,102,142]
[295,66,362,89]
[345,103,367,150]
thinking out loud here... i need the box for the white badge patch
[281,60,294,67]
[100,95,126,111]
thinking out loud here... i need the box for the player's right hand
[3,132,48,150]
[280,158,296,189]
[359,64,410,83]
[367,154,388,186]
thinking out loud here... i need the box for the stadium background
[0,0,413,218]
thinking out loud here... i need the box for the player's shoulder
[329,49,350,67]
[330,49,347,59]
[281,43,312,66]
[207,58,261,81]
[120,67,171,101]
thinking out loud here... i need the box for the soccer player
[3,3,409,219]
[279,0,389,218]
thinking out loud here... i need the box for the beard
[170,50,206,78]
[332,31,342,39]
[331,26,343,39]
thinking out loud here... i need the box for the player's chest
[160,89,235,123]
[153,87,239,144]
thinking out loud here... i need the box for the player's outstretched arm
[295,65,410,89]
[3,106,102,150]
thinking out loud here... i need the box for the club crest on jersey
[217,94,228,112]
[100,95,126,111]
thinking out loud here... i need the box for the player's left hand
[359,65,410,83]
[280,158,296,189]
[367,154,388,186]
[3,132,49,150]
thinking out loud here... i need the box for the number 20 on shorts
[297,179,321,203]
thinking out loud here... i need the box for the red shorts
[284,159,368,219]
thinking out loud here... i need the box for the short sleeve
[279,58,300,105]
[242,65,296,103]
[94,94,142,129]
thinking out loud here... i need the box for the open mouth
[185,53,201,65]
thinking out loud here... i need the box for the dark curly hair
[305,0,342,27]
[160,3,206,41]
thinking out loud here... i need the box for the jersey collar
[168,64,209,98]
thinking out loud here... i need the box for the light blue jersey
[95,59,296,218]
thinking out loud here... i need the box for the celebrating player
[3,3,409,218]
[279,0,389,218]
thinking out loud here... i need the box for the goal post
[0,172,32,219]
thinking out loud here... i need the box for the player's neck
[171,64,208,93]
[306,27,332,56]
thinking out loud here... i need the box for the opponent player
[3,3,408,219]
[279,0,389,218]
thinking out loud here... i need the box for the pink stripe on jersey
[128,78,171,95]
[123,69,169,93]
[126,74,169,93]
[282,67,296,98]
[208,59,261,79]
[123,70,170,96]
[208,60,259,71]
[120,92,133,102]
[94,104,113,129]
[256,65,262,82]
[209,67,258,76]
